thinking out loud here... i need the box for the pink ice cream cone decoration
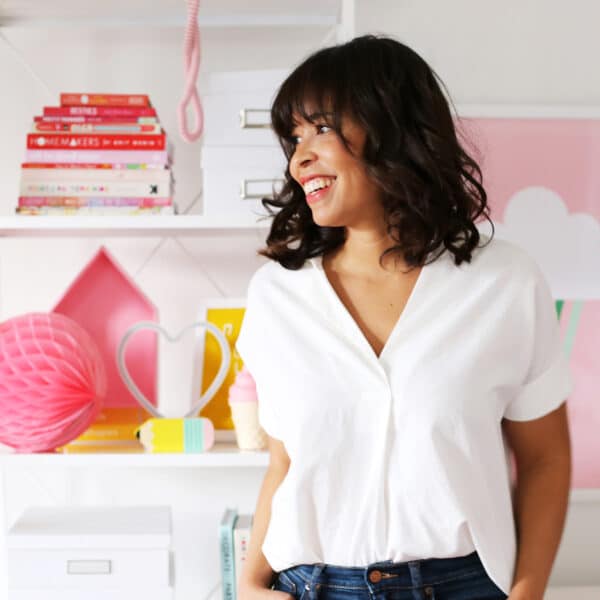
[228,366,266,451]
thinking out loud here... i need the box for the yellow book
[59,441,143,454]
[62,407,152,451]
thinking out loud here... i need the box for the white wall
[356,0,600,105]
[0,1,599,598]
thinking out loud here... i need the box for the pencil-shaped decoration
[136,418,215,453]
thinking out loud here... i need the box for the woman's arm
[238,435,293,600]
[502,402,572,600]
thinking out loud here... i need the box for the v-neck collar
[310,251,436,364]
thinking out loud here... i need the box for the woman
[235,34,572,600]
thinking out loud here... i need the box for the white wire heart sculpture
[117,321,231,418]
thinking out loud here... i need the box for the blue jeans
[272,551,508,600]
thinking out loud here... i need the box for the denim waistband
[281,550,484,590]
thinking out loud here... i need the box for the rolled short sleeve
[503,260,573,421]
[235,274,284,440]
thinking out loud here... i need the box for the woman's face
[288,111,383,229]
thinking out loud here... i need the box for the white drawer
[8,548,170,589]
[202,68,289,146]
[203,94,279,146]
[201,146,287,218]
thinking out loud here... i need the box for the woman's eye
[287,124,330,145]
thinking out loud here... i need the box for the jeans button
[369,570,382,583]
[424,586,434,597]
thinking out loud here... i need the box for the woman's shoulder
[245,256,315,296]
[468,233,542,283]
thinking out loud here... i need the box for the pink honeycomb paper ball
[0,312,107,453]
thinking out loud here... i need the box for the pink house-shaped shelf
[52,246,158,411]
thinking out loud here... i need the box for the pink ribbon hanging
[177,0,204,142]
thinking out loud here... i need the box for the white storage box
[202,69,289,146]
[201,145,286,219]
[7,506,172,598]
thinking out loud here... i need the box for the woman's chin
[310,212,345,228]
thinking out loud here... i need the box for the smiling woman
[257,34,494,273]
[236,33,573,600]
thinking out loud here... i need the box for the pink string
[177,0,204,143]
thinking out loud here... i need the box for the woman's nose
[292,143,317,171]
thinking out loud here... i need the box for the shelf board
[1,447,599,503]
[0,442,269,468]
[0,0,341,29]
[0,215,271,237]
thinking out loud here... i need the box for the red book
[44,106,157,118]
[27,133,166,150]
[60,93,151,107]
[35,116,158,124]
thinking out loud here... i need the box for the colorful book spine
[77,423,142,442]
[233,515,253,595]
[20,166,170,180]
[25,149,169,165]
[220,508,238,600]
[36,115,158,124]
[16,205,175,215]
[18,196,172,207]
[20,180,171,197]
[59,441,143,453]
[60,93,151,107]
[32,122,162,134]
[28,133,166,150]
[44,106,157,117]
[22,162,167,170]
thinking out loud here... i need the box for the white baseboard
[546,587,600,600]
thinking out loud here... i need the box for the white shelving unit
[0,2,348,599]
[0,0,344,29]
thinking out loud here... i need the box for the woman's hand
[238,582,295,600]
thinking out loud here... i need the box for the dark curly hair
[255,34,494,271]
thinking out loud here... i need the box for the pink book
[18,196,172,207]
[37,115,157,124]
[25,149,170,165]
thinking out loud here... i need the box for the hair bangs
[271,51,353,156]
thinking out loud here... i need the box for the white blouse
[234,234,573,595]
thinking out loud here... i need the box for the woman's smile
[304,176,337,204]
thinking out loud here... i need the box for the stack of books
[17,93,176,216]
[220,508,253,600]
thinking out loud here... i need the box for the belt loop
[408,560,423,589]
[305,563,325,599]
